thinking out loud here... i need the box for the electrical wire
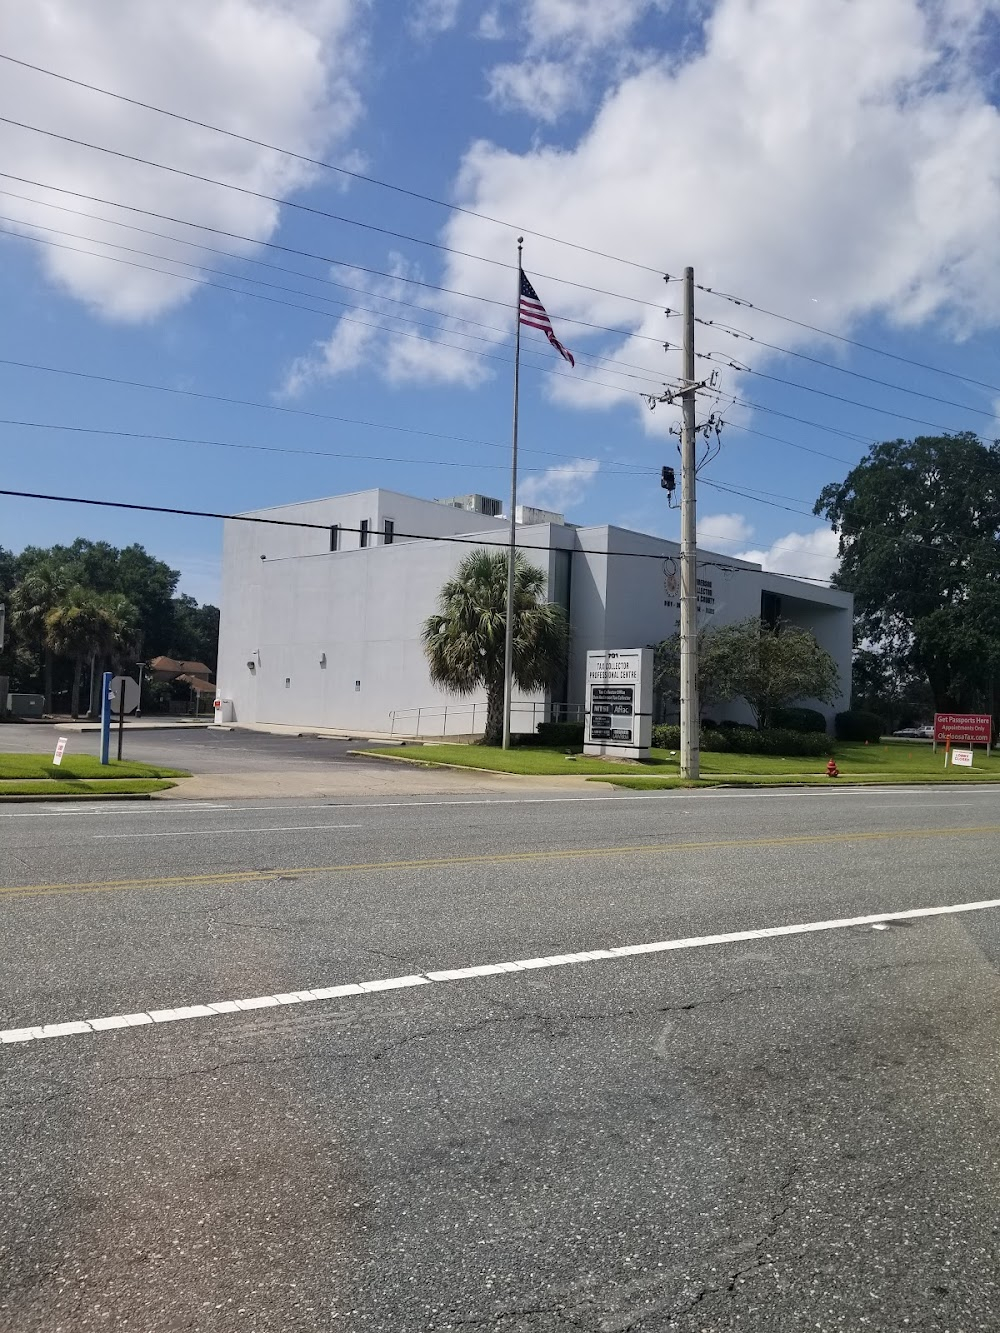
[0,211,672,390]
[0,355,663,471]
[695,283,1000,399]
[0,415,656,479]
[0,225,678,400]
[696,318,998,420]
[0,50,678,280]
[0,114,677,313]
[0,175,678,347]
[0,486,838,583]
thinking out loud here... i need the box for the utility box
[583,649,653,760]
[8,693,44,718]
[213,698,235,723]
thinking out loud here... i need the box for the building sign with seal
[584,648,653,759]
[662,559,716,621]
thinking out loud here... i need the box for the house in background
[148,656,215,716]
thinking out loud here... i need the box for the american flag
[519,270,574,366]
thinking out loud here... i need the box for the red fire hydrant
[826,757,840,778]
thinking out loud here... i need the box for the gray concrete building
[215,487,853,736]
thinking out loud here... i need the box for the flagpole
[501,236,524,750]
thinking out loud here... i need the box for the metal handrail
[388,700,584,738]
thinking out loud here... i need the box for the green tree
[422,549,568,746]
[816,433,1000,711]
[655,617,841,728]
[168,594,221,672]
[45,587,138,719]
[9,559,68,712]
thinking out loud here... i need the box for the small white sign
[952,748,974,768]
[52,737,68,766]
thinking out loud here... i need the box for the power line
[0,114,676,313]
[0,415,655,479]
[697,318,998,420]
[0,225,677,400]
[0,355,662,471]
[695,283,1000,400]
[0,175,676,347]
[0,484,838,584]
[0,50,677,281]
[0,212,671,390]
[720,419,854,466]
[700,477,816,517]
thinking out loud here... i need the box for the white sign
[52,736,67,766]
[951,748,974,768]
[584,648,653,759]
[109,675,140,715]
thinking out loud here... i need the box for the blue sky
[2,0,1000,605]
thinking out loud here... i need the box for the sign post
[100,671,112,765]
[108,675,140,762]
[583,649,653,760]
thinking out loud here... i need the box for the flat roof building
[216,487,852,736]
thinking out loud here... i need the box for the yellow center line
[2,823,1000,901]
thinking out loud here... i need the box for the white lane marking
[92,824,364,839]
[3,895,999,1048]
[5,786,997,820]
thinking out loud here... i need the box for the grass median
[0,753,188,799]
[364,740,1000,785]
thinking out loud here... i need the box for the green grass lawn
[0,779,177,796]
[0,754,188,781]
[365,740,1000,785]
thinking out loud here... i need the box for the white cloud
[408,0,463,37]
[739,527,840,581]
[422,0,1000,423]
[520,0,665,51]
[280,254,497,392]
[478,10,506,39]
[487,59,584,121]
[0,0,365,321]
[519,457,599,512]
[699,512,754,545]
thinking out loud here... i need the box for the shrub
[652,725,731,753]
[723,726,829,756]
[835,710,884,743]
[652,723,680,750]
[537,721,584,747]
[771,706,828,734]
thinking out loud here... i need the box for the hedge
[835,710,884,743]
[770,706,828,734]
[652,723,828,757]
[536,721,585,747]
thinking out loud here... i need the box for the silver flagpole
[501,236,524,750]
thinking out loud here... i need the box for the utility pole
[679,267,700,779]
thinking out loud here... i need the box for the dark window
[384,519,395,545]
[329,525,339,552]
[761,590,781,628]
[360,519,370,548]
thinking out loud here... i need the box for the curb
[348,750,532,780]
[0,791,157,804]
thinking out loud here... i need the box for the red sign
[933,713,992,745]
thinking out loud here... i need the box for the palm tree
[422,550,568,745]
[10,561,67,713]
[45,587,138,719]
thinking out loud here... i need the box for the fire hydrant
[826,757,840,778]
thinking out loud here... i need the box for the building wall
[217,493,854,734]
[217,493,553,733]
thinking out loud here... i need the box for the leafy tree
[422,549,568,746]
[168,594,221,671]
[656,617,841,728]
[10,559,69,712]
[44,587,138,719]
[816,433,1000,711]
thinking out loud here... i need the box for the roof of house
[149,656,213,678]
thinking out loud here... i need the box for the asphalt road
[0,722,376,772]
[3,785,1000,1331]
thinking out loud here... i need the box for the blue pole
[100,671,112,765]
